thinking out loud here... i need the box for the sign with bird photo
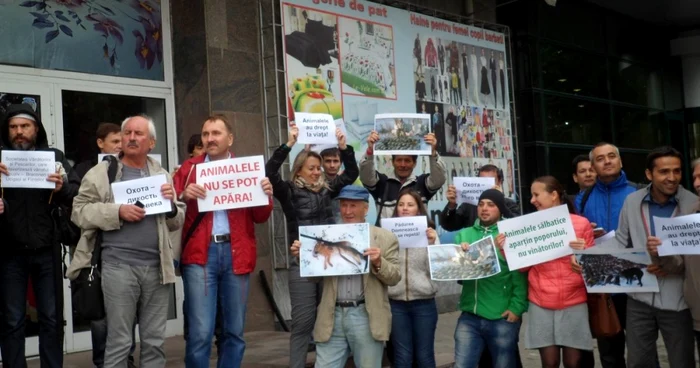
[299,223,371,277]
[428,236,501,281]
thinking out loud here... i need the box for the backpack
[70,155,119,321]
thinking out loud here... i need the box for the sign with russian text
[111,174,171,215]
[1,151,55,189]
[454,177,496,205]
[295,113,338,145]
[653,214,700,256]
[381,216,429,248]
[196,155,268,212]
[498,205,576,270]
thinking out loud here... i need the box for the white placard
[111,174,171,215]
[1,151,56,189]
[373,113,432,156]
[595,230,616,246]
[380,216,429,248]
[653,214,700,256]
[428,237,501,281]
[309,119,346,153]
[499,205,576,270]
[453,177,496,206]
[574,247,659,293]
[295,113,338,145]
[98,153,161,164]
[196,155,268,212]
[299,223,370,277]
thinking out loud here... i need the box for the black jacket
[0,104,80,251]
[73,157,98,182]
[439,197,520,232]
[266,144,358,244]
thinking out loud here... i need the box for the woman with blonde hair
[265,123,358,368]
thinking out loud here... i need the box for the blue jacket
[575,171,638,233]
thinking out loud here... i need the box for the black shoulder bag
[71,156,118,321]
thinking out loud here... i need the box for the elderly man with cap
[290,185,401,368]
[452,189,528,368]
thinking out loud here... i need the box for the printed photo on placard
[575,249,659,293]
[373,113,431,155]
[428,236,501,281]
[299,223,370,277]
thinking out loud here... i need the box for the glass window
[548,146,593,196]
[543,95,611,145]
[614,107,666,150]
[537,1,604,52]
[619,151,649,186]
[61,90,169,171]
[609,60,664,108]
[519,92,539,142]
[540,44,608,99]
[605,16,667,64]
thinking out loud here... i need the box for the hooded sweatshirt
[0,104,80,250]
[388,228,439,301]
[454,220,528,319]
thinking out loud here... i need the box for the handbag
[587,293,621,338]
[51,204,81,246]
[71,233,105,321]
[70,155,119,321]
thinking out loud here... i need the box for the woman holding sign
[387,189,439,367]
[266,122,357,368]
[503,176,594,368]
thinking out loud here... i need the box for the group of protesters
[0,100,699,368]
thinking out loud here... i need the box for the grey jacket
[388,239,440,301]
[613,186,697,312]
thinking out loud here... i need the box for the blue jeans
[454,312,521,368]
[390,298,438,367]
[315,305,384,368]
[0,248,62,368]
[183,242,250,368]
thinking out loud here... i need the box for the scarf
[294,175,328,193]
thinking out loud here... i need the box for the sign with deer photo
[299,223,370,277]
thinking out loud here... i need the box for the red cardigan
[173,154,273,275]
[527,213,594,310]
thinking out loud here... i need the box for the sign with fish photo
[299,223,371,277]
[428,236,501,281]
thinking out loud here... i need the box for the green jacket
[454,221,528,320]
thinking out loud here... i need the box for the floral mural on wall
[0,0,164,80]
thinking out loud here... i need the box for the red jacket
[173,154,273,275]
[527,213,594,310]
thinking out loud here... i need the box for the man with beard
[0,103,80,367]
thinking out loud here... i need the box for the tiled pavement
[29,311,673,367]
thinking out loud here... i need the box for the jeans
[183,242,250,368]
[0,248,62,368]
[289,264,323,368]
[390,298,438,368]
[625,298,694,368]
[91,318,137,368]
[315,305,384,368]
[454,312,521,368]
[102,262,170,368]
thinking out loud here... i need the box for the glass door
[0,80,56,358]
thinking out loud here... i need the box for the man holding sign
[173,115,273,367]
[70,115,185,367]
[620,147,695,368]
[0,103,80,367]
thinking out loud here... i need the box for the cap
[478,189,513,218]
[336,185,370,202]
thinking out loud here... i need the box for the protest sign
[299,223,370,277]
[380,216,429,248]
[111,174,171,215]
[196,155,268,212]
[453,177,496,205]
[574,247,659,293]
[653,214,700,256]
[428,236,501,281]
[595,230,616,246]
[373,113,431,156]
[498,205,576,270]
[295,113,338,145]
[1,151,55,189]
[98,153,161,164]
[309,119,346,153]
